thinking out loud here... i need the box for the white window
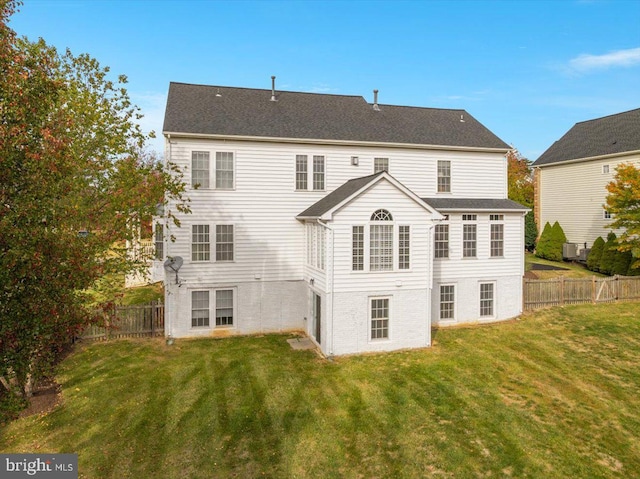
[462,214,477,258]
[306,223,325,271]
[480,283,494,317]
[603,209,612,220]
[490,224,504,257]
[437,160,451,193]
[215,289,234,326]
[191,291,210,327]
[434,224,449,259]
[440,285,455,320]
[313,156,325,190]
[215,225,234,261]
[215,152,234,189]
[191,151,210,188]
[399,225,410,269]
[191,289,236,328]
[296,155,308,190]
[154,223,163,260]
[374,157,389,173]
[352,226,364,271]
[192,225,210,262]
[370,209,394,271]
[296,155,325,190]
[602,164,610,174]
[370,297,389,340]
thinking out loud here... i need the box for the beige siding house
[533,108,640,250]
[160,81,527,356]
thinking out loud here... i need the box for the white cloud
[568,47,640,73]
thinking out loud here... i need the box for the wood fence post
[151,301,156,337]
[560,277,565,306]
[592,276,596,304]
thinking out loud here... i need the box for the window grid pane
[399,225,410,269]
[192,291,210,327]
[216,225,234,261]
[215,152,234,189]
[154,223,163,260]
[480,283,494,317]
[216,289,233,326]
[491,224,504,257]
[371,298,389,340]
[296,155,308,190]
[313,156,325,190]
[437,160,451,193]
[463,224,477,258]
[440,285,455,320]
[370,224,393,271]
[191,151,210,188]
[318,227,325,270]
[352,226,364,271]
[374,157,389,173]
[434,224,449,259]
[192,225,210,261]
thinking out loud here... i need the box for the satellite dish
[163,256,183,284]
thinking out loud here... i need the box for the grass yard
[525,252,603,279]
[2,303,640,478]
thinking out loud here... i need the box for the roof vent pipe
[270,76,277,102]
[373,89,380,111]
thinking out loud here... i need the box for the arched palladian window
[371,209,393,222]
[370,209,394,271]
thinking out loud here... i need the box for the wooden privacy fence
[524,276,640,311]
[82,301,164,341]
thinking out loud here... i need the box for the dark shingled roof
[422,198,528,211]
[164,82,510,149]
[533,108,640,167]
[297,172,385,218]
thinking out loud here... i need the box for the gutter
[162,131,510,154]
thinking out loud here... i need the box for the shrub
[599,232,618,275]
[536,221,566,262]
[525,211,537,252]
[587,237,605,272]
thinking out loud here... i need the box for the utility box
[563,242,579,260]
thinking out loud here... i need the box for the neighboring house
[533,108,640,250]
[159,80,527,356]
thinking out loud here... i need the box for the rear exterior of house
[159,81,527,356]
[533,108,640,249]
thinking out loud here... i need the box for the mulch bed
[530,263,570,271]
[17,378,62,419]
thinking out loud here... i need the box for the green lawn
[2,303,640,478]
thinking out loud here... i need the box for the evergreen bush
[525,211,537,252]
[599,232,618,275]
[586,237,605,272]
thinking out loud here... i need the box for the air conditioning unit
[563,243,579,260]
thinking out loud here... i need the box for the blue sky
[9,0,640,160]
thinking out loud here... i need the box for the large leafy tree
[0,1,188,403]
[605,162,640,271]
[507,149,534,208]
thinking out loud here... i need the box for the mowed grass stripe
[1,303,640,478]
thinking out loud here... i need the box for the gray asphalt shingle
[163,82,510,149]
[534,108,640,167]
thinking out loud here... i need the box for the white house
[533,108,640,249]
[158,80,527,356]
